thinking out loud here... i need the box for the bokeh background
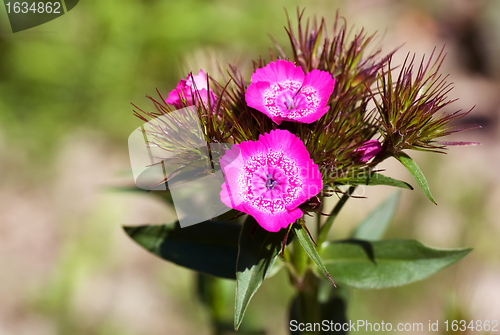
[1,0,499,334]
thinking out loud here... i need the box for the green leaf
[124,220,240,279]
[319,239,471,289]
[335,172,413,190]
[351,191,401,240]
[294,223,336,287]
[234,216,287,330]
[265,258,284,279]
[395,152,436,204]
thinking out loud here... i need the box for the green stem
[296,271,321,334]
[317,186,356,245]
[316,211,321,240]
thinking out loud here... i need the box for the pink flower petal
[293,69,335,123]
[250,60,305,84]
[187,70,209,90]
[302,69,336,105]
[165,79,190,108]
[245,81,272,119]
[246,206,303,232]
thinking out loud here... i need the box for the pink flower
[219,129,322,232]
[165,70,216,109]
[354,139,383,163]
[245,60,335,124]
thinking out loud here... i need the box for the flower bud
[353,139,382,163]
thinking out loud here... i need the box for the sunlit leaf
[294,223,336,287]
[335,172,413,190]
[319,239,471,289]
[395,152,436,204]
[234,216,287,330]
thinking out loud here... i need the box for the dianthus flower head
[353,139,383,163]
[220,129,322,232]
[245,60,335,124]
[165,70,216,109]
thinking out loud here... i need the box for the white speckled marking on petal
[263,81,321,120]
[237,150,303,215]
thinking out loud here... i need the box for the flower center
[265,173,278,190]
[278,90,308,112]
[284,95,295,110]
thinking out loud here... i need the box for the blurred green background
[1,0,499,334]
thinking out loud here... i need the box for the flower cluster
[135,10,476,233]
[126,12,480,333]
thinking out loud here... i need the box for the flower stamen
[265,173,278,190]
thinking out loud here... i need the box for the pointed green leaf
[319,239,471,289]
[395,152,436,204]
[335,172,413,189]
[351,191,401,240]
[234,216,287,330]
[124,220,240,279]
[294,224,336,287]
